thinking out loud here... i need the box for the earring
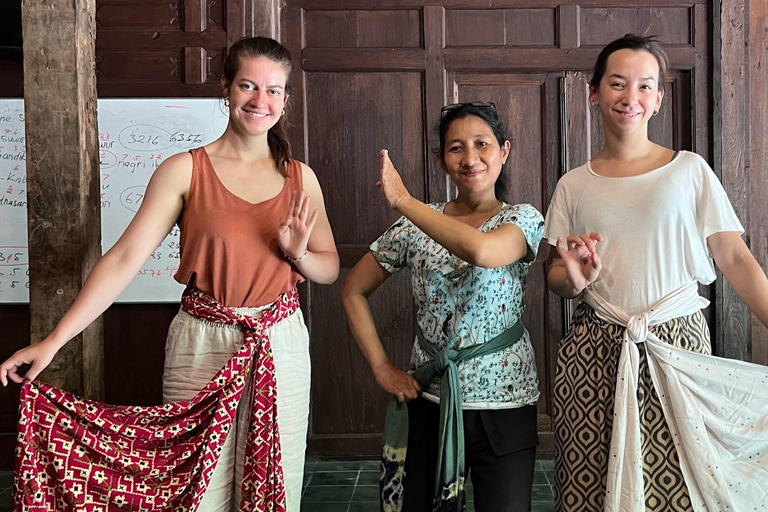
[652,110,659,116]
[281,109,286,116]
[224,98,230,107]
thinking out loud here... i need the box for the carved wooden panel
[305,9,421,48]
[580,7,693,46]
[304,71,424,440]
[445,9,557,47]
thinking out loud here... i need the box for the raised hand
[555,232,603,293]
[277,190,319,261]
[377,149,411,210]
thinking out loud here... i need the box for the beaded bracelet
[284,249,308,263]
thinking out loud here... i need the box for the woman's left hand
[377,149,411,210]
[278,190,319,260]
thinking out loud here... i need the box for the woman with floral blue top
[341,102,545,512]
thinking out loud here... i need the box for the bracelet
[284,249,308,263]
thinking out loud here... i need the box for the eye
[239,83,255,91]
[448,145,462,153]
[640,85,652,91]
[611,82,624,89]
[268,89,282,96]
[476,141,489,148]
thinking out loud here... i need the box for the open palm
[278,191,318,260]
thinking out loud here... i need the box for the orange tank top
[174,147,305,307]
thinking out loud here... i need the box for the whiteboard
[0,99,229,303]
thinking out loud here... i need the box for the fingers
[1,354,27,386]
[590,232,604,243]
[298,192,310,223]
[578,233,598,254]
[555,236,567,256]
[23,363,44,384]
[305,209,319,233]
[591,250,602,271]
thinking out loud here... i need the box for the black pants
[402,398,538,512]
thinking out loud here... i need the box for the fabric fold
[381,320,525,512]
[13,286,296,512]
[583,281,768,511]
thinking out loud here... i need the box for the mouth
[613,109,642,119]
[463,169,485,177]
[242,109,270,119]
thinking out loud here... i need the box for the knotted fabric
[13,286,298,512]
[583,280,768,511]
[381,320,524,512]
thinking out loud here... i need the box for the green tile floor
[300,458,555,512]
[0,458,555,511]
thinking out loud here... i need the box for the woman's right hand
[555,233,603,293]
[0,339,60,386]
[372,361,421,403]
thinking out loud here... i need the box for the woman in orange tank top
[1,38,339,512]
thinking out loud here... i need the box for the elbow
[340,276,358,308]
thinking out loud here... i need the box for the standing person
[0,37,339,512]
[341,103,545,512]
[544,34,768,512]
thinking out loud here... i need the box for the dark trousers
[402,398,538,512]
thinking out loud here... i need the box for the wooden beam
[21,0,103,398]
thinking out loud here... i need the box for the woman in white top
[544,34,768,512]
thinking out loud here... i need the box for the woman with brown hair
[1,37,338,512]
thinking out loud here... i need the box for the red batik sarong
[13,286,298,512]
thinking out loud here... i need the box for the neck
[452,190,500,214]
[215,124,273,162]
[599,124,655,161]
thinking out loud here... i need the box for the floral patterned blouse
[370,202,545,408]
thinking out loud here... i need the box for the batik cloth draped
[583,281,768,511]
[13,286,298,512]
[380,320,524,512]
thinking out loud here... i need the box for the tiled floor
[301,458,555,512]
[0,459,555,511]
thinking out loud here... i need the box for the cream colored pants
[162,306,310,512]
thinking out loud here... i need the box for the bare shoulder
[298,161,323,191]
[149,151,194,192]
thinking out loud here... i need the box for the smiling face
[222,55,289,137]
[439,114,510,197]
[590,49,664,136]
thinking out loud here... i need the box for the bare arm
[396,199,529,268]
[1,153,192,385]
[378,150,528,267]
[340,252,421,402]
[709,231,768,329]
[278,163,339,284]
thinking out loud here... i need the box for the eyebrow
[237,79,284,89]
[447,134,492,144]
[609,73,656,82]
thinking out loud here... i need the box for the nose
[621,88,638,106]
[252,89,269,108]
[462,146,480,168]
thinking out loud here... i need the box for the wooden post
[717,0,768,364]
[21,0,104,399]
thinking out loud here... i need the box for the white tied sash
[582,281,768,511]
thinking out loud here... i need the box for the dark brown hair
[223,37,293,176]
[590,34,669,93]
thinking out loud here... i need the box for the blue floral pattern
[371,203,544,406]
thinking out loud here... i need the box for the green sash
[380,320,525,511]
